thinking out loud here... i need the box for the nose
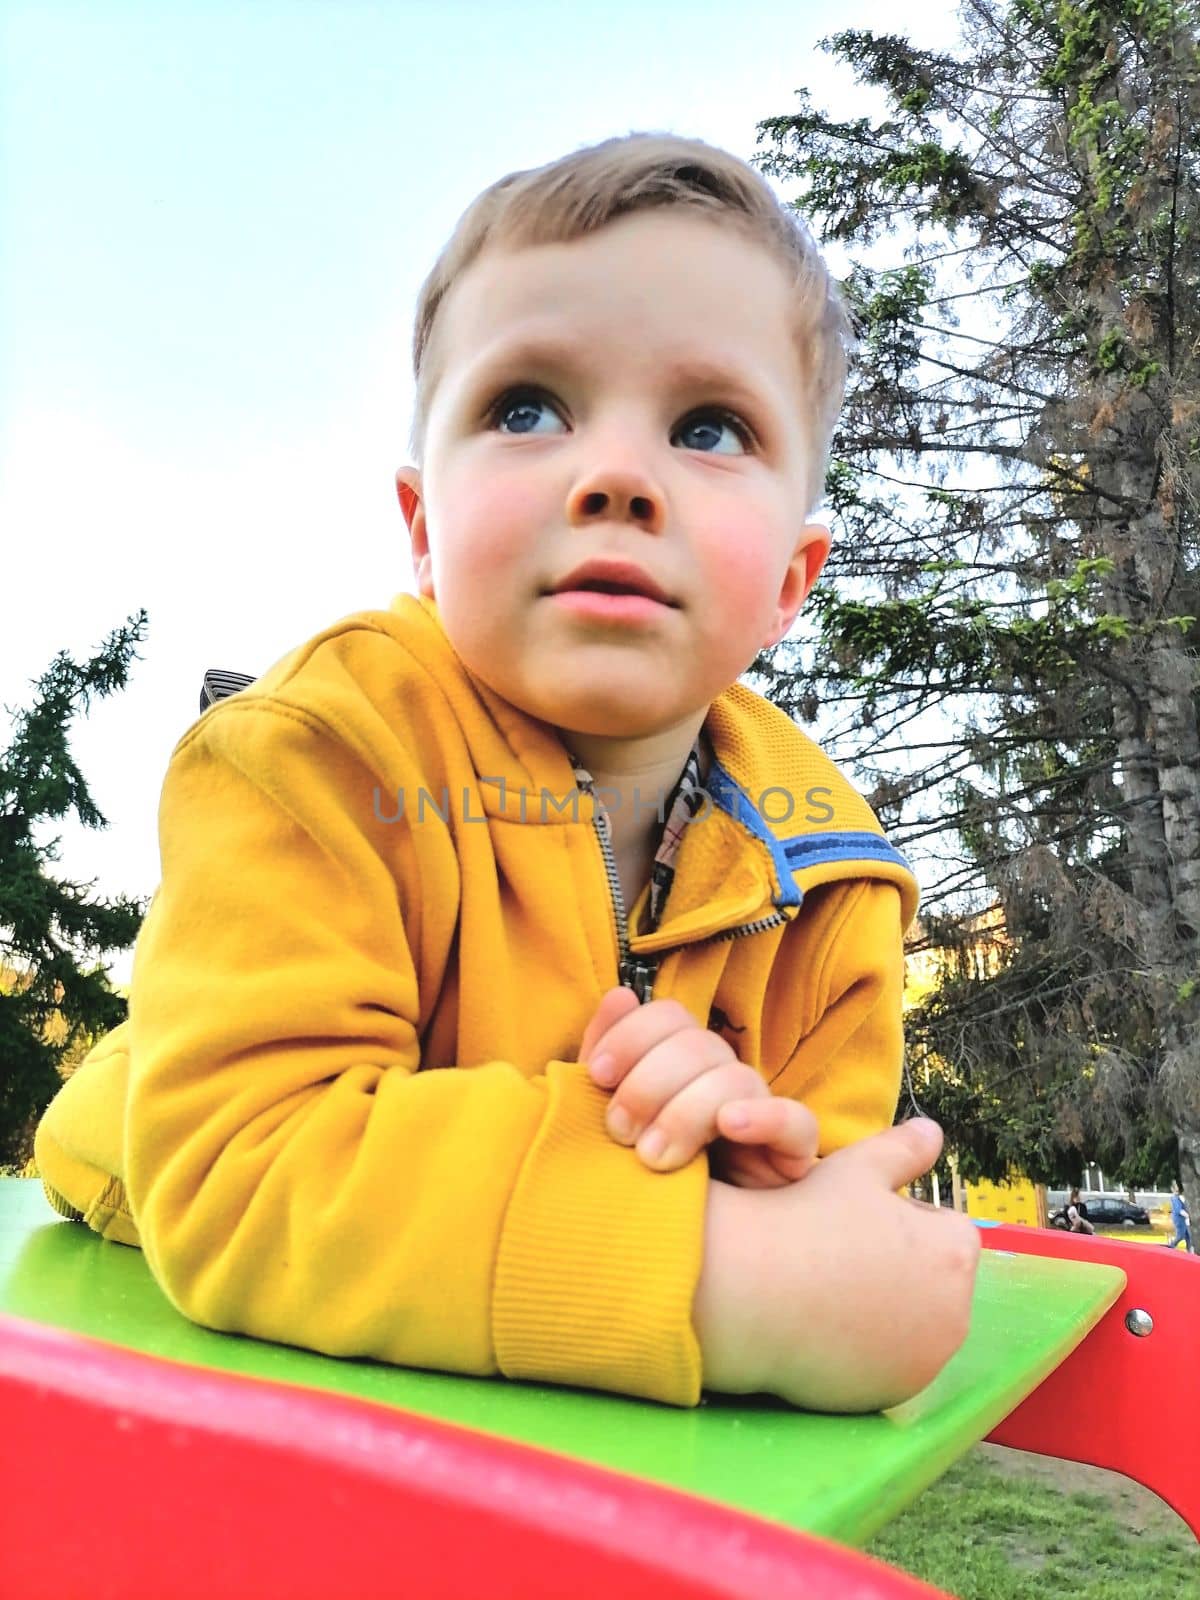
[566,444,665,534]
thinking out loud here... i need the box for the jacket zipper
[574,768,658,1003]
[699,911,789,946]
[575,769,790,1003]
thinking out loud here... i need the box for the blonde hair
[410,133,851,512]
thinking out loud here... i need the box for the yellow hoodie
[36,596,918,1406]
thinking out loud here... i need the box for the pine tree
[0,615,148,1165]
[754,0,1200,1193]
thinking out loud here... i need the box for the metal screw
[1125,1308,1154,1337]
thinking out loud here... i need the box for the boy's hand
[694,1118,982,1412]
[580,986,817,1186]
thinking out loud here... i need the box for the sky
[1,0,961,982]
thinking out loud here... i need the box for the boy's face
[396,209,830,743]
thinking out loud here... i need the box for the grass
[865,1447,1197,1599]
[1095,1224,1179,1246]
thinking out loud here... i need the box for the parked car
[1050,1195,1151,1229]
[1086,1196,1151,1227]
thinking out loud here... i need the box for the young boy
[35,133,979,1414]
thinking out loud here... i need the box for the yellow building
[904,909,1047,1223]
[963,1174,1048,1228]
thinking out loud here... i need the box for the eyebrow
[468,335,775,412]
[465,332,593,381]
[658,357,772,407]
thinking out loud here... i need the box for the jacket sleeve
[767,881,907,1152]
[120,698,706,1405]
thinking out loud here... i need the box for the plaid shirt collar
[567,738,708,931]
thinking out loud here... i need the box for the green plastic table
[0,1177,1124,1546]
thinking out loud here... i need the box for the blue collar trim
[707,759,804,907]
[781,831,913,875]
[707,761,913,909]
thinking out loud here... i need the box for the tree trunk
[1178,1131,1200,1242]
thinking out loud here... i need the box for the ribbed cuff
[492,1060,707,1406]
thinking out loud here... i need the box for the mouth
[545,562,678,608]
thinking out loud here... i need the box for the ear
[395,466,435,598]
[761,523,831,649]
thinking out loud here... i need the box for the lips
[547,559,677,607]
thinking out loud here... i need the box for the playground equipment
[1,1177,1196,1599]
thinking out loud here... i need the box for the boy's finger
[585,996,704,1088]
[627,1059,767,1168]
[579,987,641,1072]
[834,1117,944,1192]
[716,1098,819,1175]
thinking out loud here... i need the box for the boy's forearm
[692,1179,772,1396]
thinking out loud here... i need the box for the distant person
[1065,1189,1095,1235]
[1165,1182,1193,1252]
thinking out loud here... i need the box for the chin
[541,693,683,741]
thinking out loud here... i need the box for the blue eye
[492,391,567,436]
[674,411,751,455]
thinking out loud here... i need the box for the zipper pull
[573,765,612,836]
[620,954,658,1004]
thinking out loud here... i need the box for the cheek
[694,516,785,622]
[433,463,546,572]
